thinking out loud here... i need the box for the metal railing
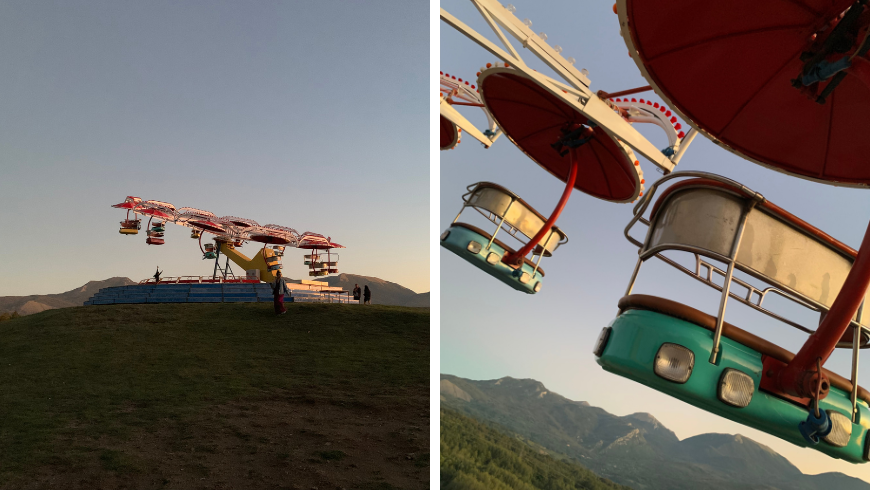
[623,171,870,421]
[138,276,259,285]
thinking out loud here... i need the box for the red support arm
[773,217,870,398]
[502,149,579,268]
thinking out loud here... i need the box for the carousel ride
[442,0,870,464]
[112,197,343,283]
[440,0,697,293]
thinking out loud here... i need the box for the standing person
[363,285,371,305]
[352,284,361,304]
[153,266,162,283]
[273,270,288,315]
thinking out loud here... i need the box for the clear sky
[441,0,870,482]
[0,1,429,296]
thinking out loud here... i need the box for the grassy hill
[0,303,429,489]
[441,408,629,490]
[441,375,869,490]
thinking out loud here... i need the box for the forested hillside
[441,408,629,490]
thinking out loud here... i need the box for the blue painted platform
[83,283,293,306]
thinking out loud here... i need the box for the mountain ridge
[441,374,869,490]
[1,273,428,315]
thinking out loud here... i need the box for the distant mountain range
[0,277,136,315]
[441,374,870,490]
[0,273,428,315]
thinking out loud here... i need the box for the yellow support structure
[218,242,279,282]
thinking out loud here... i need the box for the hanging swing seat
[596,172,870,463]
[440,182,564,294]
[203,252,217,260]
[145,237,165,245]
[119,228,138,235]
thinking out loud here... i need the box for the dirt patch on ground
[9,394,429,490]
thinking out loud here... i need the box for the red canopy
[189,220,225,234]
[248,233,291,245]
[112,201,138,210]
[298,235,344,249]
[440,115,459,150]
[478,68,640,202]
[136,207,174,219]
[622,0,870,184]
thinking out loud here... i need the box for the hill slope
[441,407,629,490]
[0,277,136,315]
[0,304,429,489]
[441,374,869,490]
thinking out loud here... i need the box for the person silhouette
[273,270,288,315]
[153,266,162,283]
[363,285,371,305]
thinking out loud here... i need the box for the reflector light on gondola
[718,369,754,408]
[467,241,482,254]
[654,343,694,384]
[823,411,853,448]
[486,253,500,265]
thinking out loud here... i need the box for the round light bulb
[567,57,576,65]
[553,45,563,54]
[538,32,548,41]
[581,68,589,76]
[506,4,516,13]
[523,18,532,27]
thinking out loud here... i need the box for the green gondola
[596,172,870,463]
[440,182,566,294]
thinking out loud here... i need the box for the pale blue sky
[441,0,870,481]
[0,0,429,296]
